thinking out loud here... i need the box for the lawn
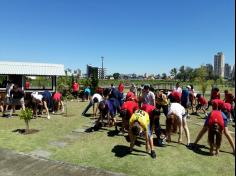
[0,101,235,176]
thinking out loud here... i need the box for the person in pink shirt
[72,80,79,100]
[52,91,64,113]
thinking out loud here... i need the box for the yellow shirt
[129,110,150,131]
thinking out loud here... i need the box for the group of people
[81,82,235,159]
[1,80,235,158]
[0,81,64,119]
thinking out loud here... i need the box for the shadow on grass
[107,130,120,137]
[12,129,39,135]
[124,135,145,147]
[187,143,233,156]
[112,145,146,158]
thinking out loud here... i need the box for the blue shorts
[147,123,152,138]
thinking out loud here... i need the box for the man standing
[142,85,156,107]
[72,80,79,101]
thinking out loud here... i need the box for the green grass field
[0,101,235,176]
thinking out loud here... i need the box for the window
[24,76,53,90]
[0,75,7,88]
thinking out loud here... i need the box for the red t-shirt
[211,90,220,100]
[72,83,79,92]
[141,104,156,119]
[172,91,181,103]
[53,92,62,101]
[25,81,30,89]
[126,91,138,102]
[118,83,124,93]
[225,93,234,104]
[198,96,207,105]
[121,101,139,118]
[212,99,224,110]
[208,110,224,129]
[223,102,232,112]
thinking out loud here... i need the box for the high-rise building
[86,64,106,79]
[214,52,224,77]
[206,64,213,72]
[232,64,235,80]
[224,63,231,79]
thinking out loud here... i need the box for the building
[206,64,213,73]
[214,52,224,77]
[0,61,65,93]
[224,63,231,79]
[232,64,235,80]
[86,65,106,79]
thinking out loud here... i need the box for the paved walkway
[0,148,125,176]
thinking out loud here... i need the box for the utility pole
[101,56,104,79]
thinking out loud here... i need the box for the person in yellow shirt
[129,109,156,159]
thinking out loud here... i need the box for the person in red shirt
[141,104,164,146]
[195,94,208,116]
[224,90,234,105]
[126,91,138,103]
[192,101,235,155]
[72,81,79,100]
[52,91,64,113]
[211,99,224,111]
[206,87,220,110]
[169,91,181,103]
[222,102,233,122]
[25,80,30,89]
[120,100,139,133]
[118,82,124,94]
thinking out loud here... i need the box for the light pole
[101,56,104,79]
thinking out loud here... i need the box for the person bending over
[129,109,156,159]
[192,101,235,155]
[166,103,190,146]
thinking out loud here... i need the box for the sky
[0,0,235,75]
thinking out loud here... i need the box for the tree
[91,69,99,94]
[19,108,33,134]
[170,68,177,79]
[161,73,167,80]
[113,73,120,80]
[195,65,208,96]
[176,65,187,81]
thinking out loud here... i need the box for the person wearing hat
[192,100,235,155]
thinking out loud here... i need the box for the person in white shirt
[166,102,190,146]
[173,82,182,94]
[142,85,156,107]
[4,81,14,112]
[82,93,103,117]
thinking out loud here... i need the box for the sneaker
[150,150,156,159]
[47,115,51,119]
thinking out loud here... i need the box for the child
[166,102,190,146]
[129,110,156,159]
[193,101,235,155]
[52,91,64,114]
[195,94,208,116]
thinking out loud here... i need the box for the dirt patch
[12,129,39,135]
